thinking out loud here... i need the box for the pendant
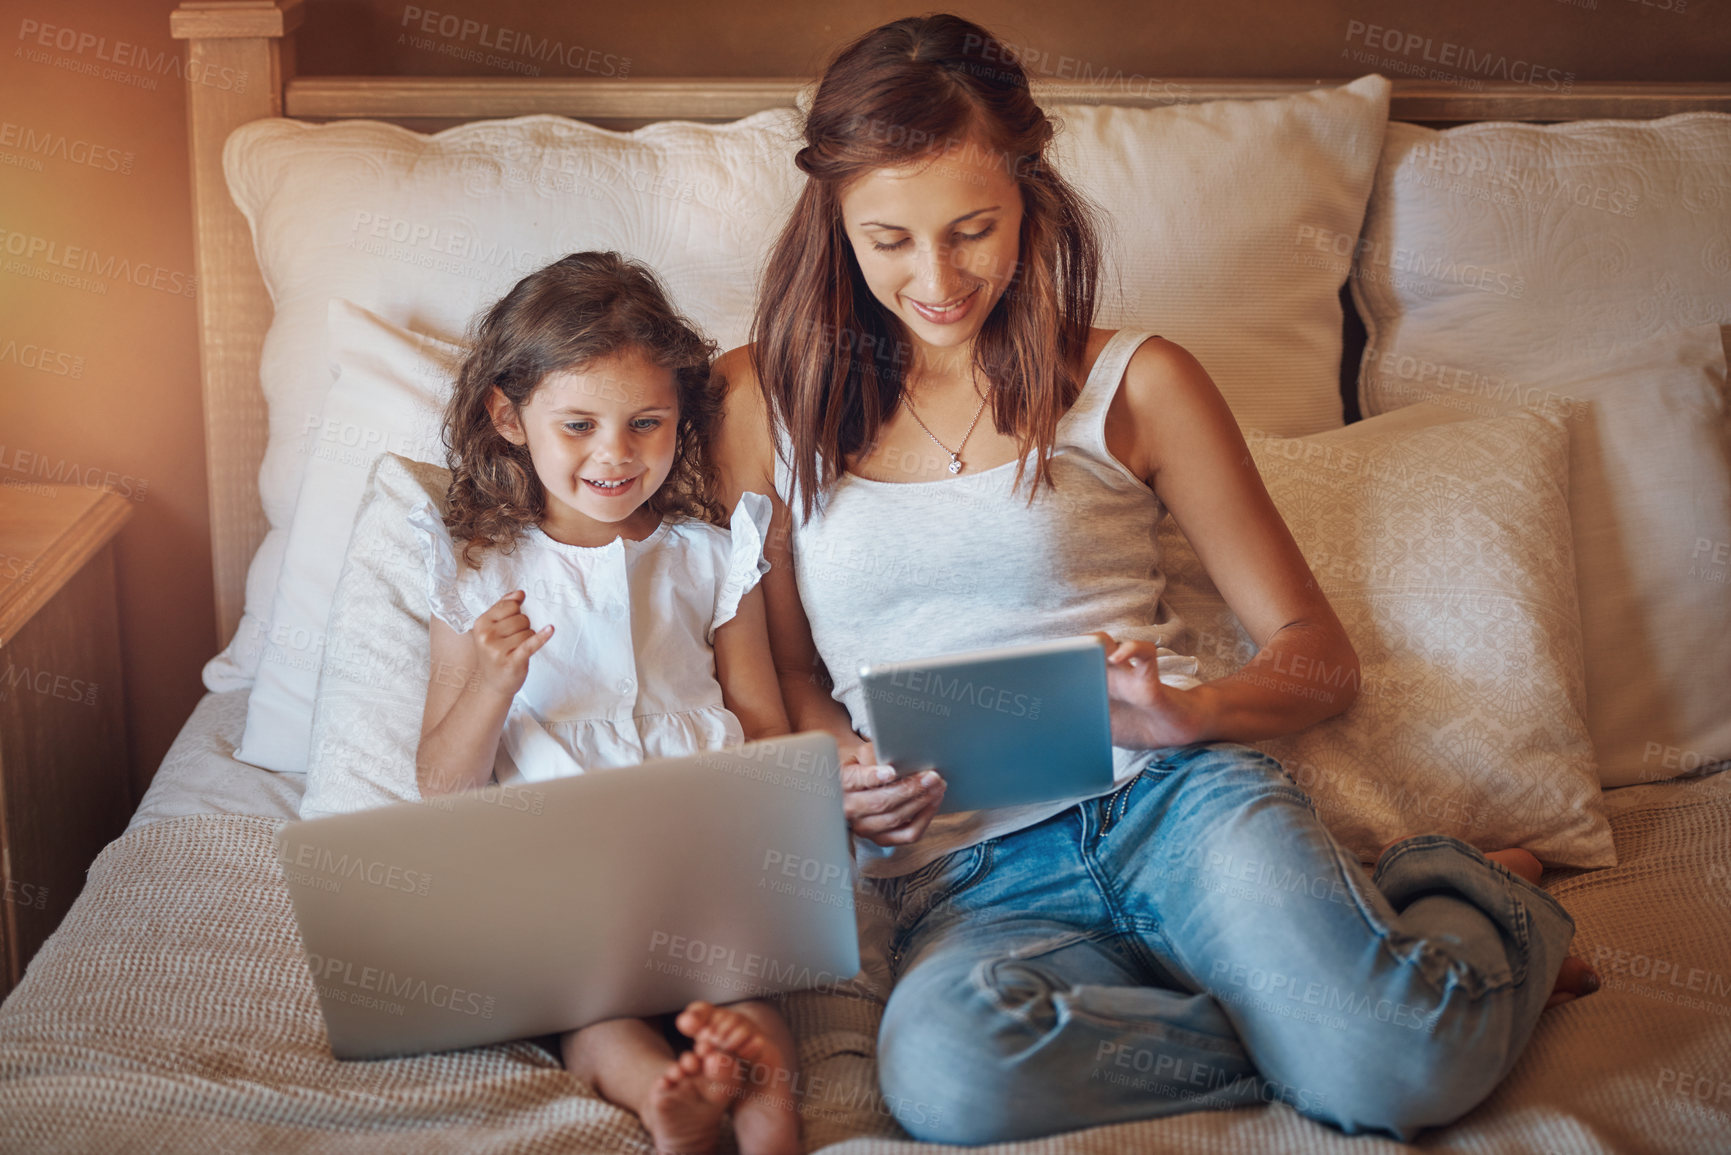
[948,454,963,474]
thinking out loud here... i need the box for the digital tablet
[858,635,1114,813]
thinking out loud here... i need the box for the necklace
[901,382,990,474]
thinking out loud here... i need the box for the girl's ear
[486,385,528,446]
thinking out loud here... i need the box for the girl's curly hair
[442,251,725,566]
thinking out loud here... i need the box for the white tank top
[774,329,1203,878]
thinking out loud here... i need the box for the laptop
[276,732,860,1060]
[858,635,1115,813]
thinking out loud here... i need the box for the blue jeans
[872,742,1576,1144]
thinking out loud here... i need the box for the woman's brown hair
[752,13,1101,520]
[443,251,724,565]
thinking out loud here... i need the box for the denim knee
[878,954,1108,1144]
[1315,1031,1510,1140]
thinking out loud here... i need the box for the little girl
[412,251,801,1155]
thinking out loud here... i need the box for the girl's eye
[631,418,661,431]
[871,237,909,253]
[564,421,592,434]
[960,224,996,243]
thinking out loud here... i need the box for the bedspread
[1,780,1728,1153]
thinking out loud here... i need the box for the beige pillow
[1354,115,1731,401]
[1358,325,1731,786]
[1349,115,1731,784]
[1160,406,1614,868]
[1050,74,1390,437]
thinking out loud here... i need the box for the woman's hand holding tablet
[1092,632,1212,749]
[858,636,1116,814]
[836,737,946,847]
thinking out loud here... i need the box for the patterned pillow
[1160,405,1614,868]
[300,453,452,819]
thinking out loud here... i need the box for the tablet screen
[858,635,1114,813]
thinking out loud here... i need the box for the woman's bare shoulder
[714,343,761,393]
[711,343,776,494]
[1103,333,1230,481]
[1084,327,1204,389]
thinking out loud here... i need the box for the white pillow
[301,453,452,817]
[1358,329,1731,785]
[1050,73,1390,437]
[1353,113,1731,401]
[236,300,460,772]
[1160,406,1614,868]
[204,109,809,693]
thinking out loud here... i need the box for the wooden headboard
[169,0,1731,646]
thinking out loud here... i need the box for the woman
[712,14,1595,1145]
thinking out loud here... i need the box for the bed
[2,2,1730,1151]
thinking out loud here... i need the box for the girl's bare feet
[640,1044,743,1155]
[1375,840,1600,1011]
[676,1001,801,1155]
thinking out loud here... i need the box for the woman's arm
[1105,336,1360,747]
[710,347,945,844]
[416,592,551,795]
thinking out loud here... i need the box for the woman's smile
[906,284,982,325]
[840,139,1024,360]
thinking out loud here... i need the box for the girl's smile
[487,348,680,548]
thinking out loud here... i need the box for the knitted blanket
[2,779,1728,1153]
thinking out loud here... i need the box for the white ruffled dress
[406,492,773,784]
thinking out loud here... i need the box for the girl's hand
[839,737,945,847]
[1092,632,1207,750]
[472,590,554,697]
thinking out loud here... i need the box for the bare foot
[1484,847,1543,885]
[676,1001,801,1155]
[1545,955,1602,1009]
[1483,849,1600,1006]
[1374,839,1543,885]
[640,1045,743,1155]
[1379,841,1600,1011]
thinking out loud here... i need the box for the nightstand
[0,483,133,997]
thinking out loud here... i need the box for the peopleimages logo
[0,335,83,377]
[279,842,433,896]
[16,19,247,92]
[1342,20,1575,93]
[881,667,1042,719]
[0,225,197,297]
[0,444,149,501]
[398,6,630,76]
[645,932,851,997]
[0,120,134,174]
[306,952,495,1018]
